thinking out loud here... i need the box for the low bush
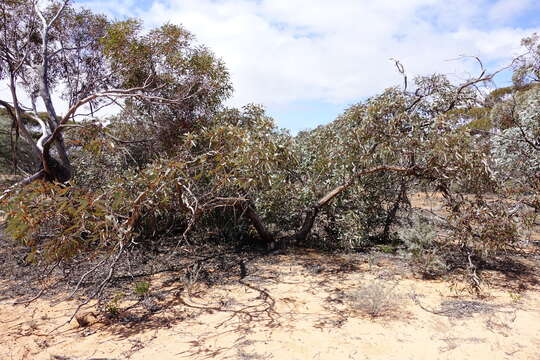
[347,280,400,318]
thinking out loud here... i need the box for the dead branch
[68,255,112,299]
[12,261,61,305]
[50,241,125,333]
[391,58,408,92]
[0,169,45,201]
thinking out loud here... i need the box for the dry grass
[347,280,401,317]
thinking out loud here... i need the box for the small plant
[400,222,448,278]
[25,320,39,332]
[367,254,378,270]
[106,303,119,317]
[105,293,124,317]
[410,248,448,279]
[348,280,400,317]
[377,244,397,254]
[134,281,151,297]
[399,222,437,252]
[509,292,522,303]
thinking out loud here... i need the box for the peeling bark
[35,1,72,180]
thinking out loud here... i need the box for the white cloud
[127,0,537,108]
[488,0,533,22]
[9,0,540,128]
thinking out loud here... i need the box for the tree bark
[2,81,42,160]
[382,178,409,240]
[243,205,275,247]
[35,2,72,181]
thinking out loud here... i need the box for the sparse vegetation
[134,281,151,297]
[0,3,539,356]
[347,280,400,318]
[105,293,124,318]
[400,221,448,278]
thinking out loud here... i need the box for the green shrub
[134,281,150,296]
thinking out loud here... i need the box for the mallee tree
[0,0,231,188]
[0,1,537,306]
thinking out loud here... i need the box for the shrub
[134,281,150,297]
[447,199,520,255]
[347,280,400,317]
[400,222,448,278]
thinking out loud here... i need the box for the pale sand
[1,250,539,360]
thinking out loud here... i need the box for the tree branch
[0,169,45,201]
[243,205,274,246]
[292,165,418,243]
[317,165,417,208]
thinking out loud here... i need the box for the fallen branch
[0,169,45,201]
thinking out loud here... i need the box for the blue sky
[75,0,540,133]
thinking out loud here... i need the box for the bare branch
[35,0,69,28]
[0,170,45,201]
[390,58,408,92]
[51,241,125,333]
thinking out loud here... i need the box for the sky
[7,0,540,133]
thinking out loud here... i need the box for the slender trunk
[294,165,417,244]
[37,25,71,180]
[242,165,418,249]
[6,74,42,160]
[10,113,17,173]
[293,208,319,243]
[382,178,409,240]
[38,69,71,169]
[243,205,275,247]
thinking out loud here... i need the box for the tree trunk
[243,205,275,247]
[382,178,409,241]
[36,14,72,182]
[37,62,72,181]
[293,208,319,243]
[6,75,42,160]
[294,165,417,245]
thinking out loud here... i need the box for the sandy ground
[1,249,539,360]
[1,192,539,360]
